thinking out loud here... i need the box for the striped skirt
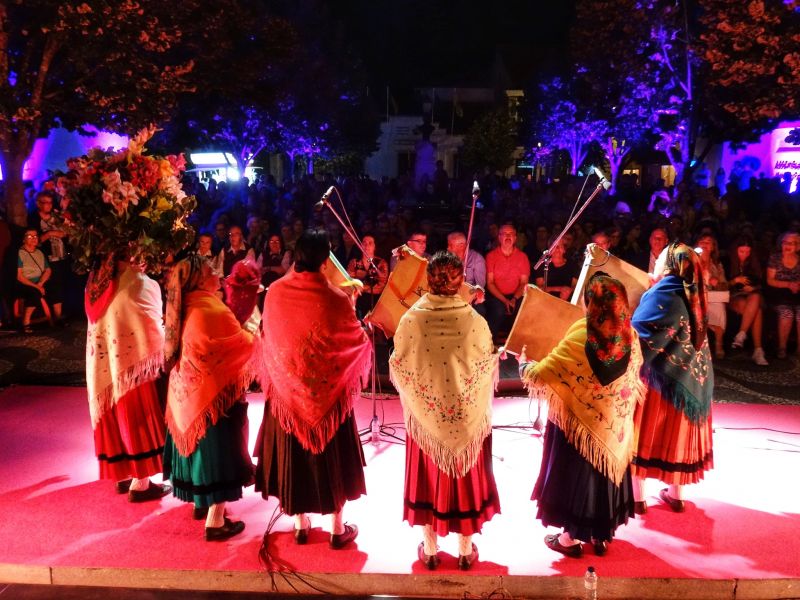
[632,386,714,485]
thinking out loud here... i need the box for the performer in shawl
[519,273,645,558]
[162,255,255,541]
[389,251,500,571]
[254,229,372,549]
[85,256,170,502]
[631,242,714,514]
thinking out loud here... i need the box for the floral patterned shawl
[257,269,372,454]
[584,273,633,385]
[521,318,645,485]
[389,293,498,478]
[85,263,164,427]
[165,290,254,456]
[632,273,714,422]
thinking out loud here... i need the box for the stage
[1,385,799,599]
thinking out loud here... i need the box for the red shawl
[257,270,372,453]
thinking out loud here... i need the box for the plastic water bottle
[584,566,598,599]
[370,415,380,445]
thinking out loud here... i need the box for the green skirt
[163,400,255,508]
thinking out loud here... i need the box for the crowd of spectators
[2,164,800,364]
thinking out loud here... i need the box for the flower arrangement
[58,126,196,275]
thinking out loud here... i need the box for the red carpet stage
[1,386,799,599]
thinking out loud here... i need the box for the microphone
[472,180,480,197]
[592,167,612,191]
[316,186,335,208]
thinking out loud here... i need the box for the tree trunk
[0,151,29,228]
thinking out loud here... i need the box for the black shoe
[659,488,685,513]
[329,523,358,549]
[205,517,245,542]
[544,534,583,558]
[192,506,209,520]
[115,479,133,494]
[592,538,608,556]
[458,543,479,571]
[128,481,172,503]
[633,501,648,515]
[295,526,310,545]
[417,542,440,570]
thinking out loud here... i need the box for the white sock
[423,524,437,555]
[457,533,473,556]
[559,531,580,546]
[205,503,226,529]
[129,477,150,492]
[668,483,684,501]
[632,476,645,502]
[330,510,344,535]
[294,513,310,530]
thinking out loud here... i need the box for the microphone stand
[528,175,611,431]
[463,187,480,276]
[318,186,383,447]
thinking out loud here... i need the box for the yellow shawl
[390,293,498,478]
[86,264,164,428]
[165,291,254,456]
[522,318,645,485]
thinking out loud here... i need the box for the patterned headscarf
[427,251,464,296]
[584,272,633,385]
[164,253,208,365]
[662,242,707,350]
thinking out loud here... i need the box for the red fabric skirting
[632,386,714,485]
[94,381,166,482]
[403,434,501,537]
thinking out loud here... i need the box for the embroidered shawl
[257,269,371,454]
[632,274,714,422]
[165,290,254,456]
[85,264,164,427]
[521,318,645,485]
[389,293,498,478]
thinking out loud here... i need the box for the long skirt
[631,386,714,485]
[403,434,500,537]
[163,401,254,508]
[533,421,634,543]
[255,405,366,516]
[94,381,165,481]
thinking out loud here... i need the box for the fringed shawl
[521,318,645,485]
[389,294,498,478]
[165,291,254,456]
[85,264,164,427]
[257,270,372,454]
[632,275,714,422]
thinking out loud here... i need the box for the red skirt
[403,434,500,537]
[94,381,166,481]
[632,386,714,485]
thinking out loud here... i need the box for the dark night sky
[338,0,575,90]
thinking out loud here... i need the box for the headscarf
[164,253,206,365]
[662,242,707,350]
[164,254,255,456]
[222,258,261,325]
[427,251,464,296]
[85,254,118,323]
[390,292,498,478]
[584,272,633,385]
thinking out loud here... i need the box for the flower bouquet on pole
[57,126,197,277]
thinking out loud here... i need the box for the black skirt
[254,403,366,515]
[532,421,634,543]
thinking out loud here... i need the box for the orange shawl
[257,270,371,453]
[165,290,254,456]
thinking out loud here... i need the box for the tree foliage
[460,109,518,174]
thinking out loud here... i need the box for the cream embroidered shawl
[86,265,165,428]
[389,293,498,478]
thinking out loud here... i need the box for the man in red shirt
[485,224,530,342]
